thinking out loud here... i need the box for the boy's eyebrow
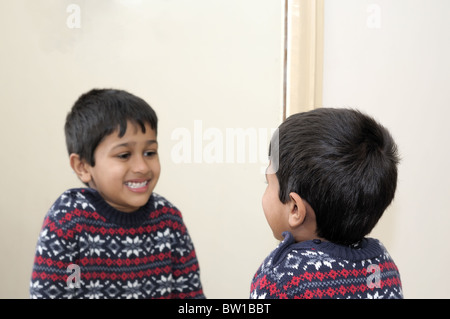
[112,140,158,149]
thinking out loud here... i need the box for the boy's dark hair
[272,108,399,245]
[65,88,158,166]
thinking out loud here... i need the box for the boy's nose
[131,155,150,174]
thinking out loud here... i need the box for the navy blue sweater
[30,188,204,299]
[250,232,403,299]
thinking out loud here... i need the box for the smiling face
[80,121,160,212]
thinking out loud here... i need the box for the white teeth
[125,181,148,189]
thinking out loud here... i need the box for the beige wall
[0,0,283,298]
[322,0,450,298]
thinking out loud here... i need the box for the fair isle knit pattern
[250,232,403,299]
[30,188,204,299]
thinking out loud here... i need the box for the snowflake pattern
[154,229,174,252]
[301,250,336,271]
[122,236,143,257]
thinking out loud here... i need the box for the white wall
[0,0,283,298]
[323,0,450,298]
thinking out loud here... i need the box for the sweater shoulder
[151,192,177,209]
[271,233,387,267]
[50,188,96,211]
[150,193,183,217]
[43,188,103,227]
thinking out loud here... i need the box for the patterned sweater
[30,188,204,299]
[250,232,403,299]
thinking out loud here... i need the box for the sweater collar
[272,231,384,264]
[79,188,153,227]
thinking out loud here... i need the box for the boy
[250,108,403,299]
[30,89,205,299]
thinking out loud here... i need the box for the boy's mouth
[124,180,150,192]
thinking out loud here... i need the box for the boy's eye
[117,153,131,159]
[144,150,157,157]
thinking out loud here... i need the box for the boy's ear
[69,153,92,184]
[288,192,307,228]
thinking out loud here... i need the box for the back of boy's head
[65,88,158,166]
[273,108,399,245]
